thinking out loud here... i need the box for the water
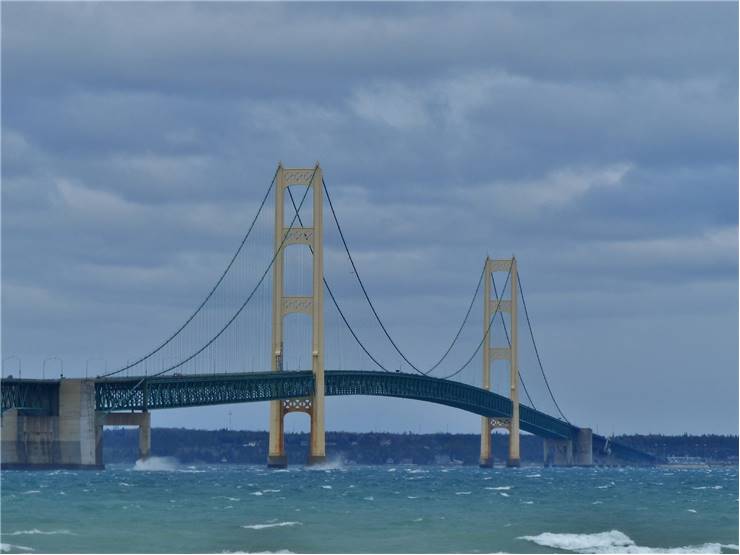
[1,461,738,553]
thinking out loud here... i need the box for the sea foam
[241,522,301,530]
[518,530,734,553]
[132,457,178,471]
[5,530,74,536]
[1,544,34,552]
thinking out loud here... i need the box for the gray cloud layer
[2,2,737,435]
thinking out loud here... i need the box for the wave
[4,530,74,536]
[1,544,34,552]
[304,458,344,471]
[221,550,294,554]
[241,522,301,530]
[20,491,40,495]
[133,457,178,471]
[518,530,736,553]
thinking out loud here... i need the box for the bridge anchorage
[0,163,659,470]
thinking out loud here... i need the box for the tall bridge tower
[268,163,326,467]
[479,256,520,467]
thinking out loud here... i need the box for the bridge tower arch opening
[479,256,520,468]
[269,163,325,467]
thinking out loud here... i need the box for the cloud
[1,2,737,434]
[484,162,634,215]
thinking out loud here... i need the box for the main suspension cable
[284,187,389,372]
[323,177,486,376]
[101,168,278,378]
[106,168,316,402]
[437,266,512,381]
[517,272,569,422]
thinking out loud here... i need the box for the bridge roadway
[1,370,655,463]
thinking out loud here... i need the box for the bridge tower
[268,163,326,467]
[479,256,520,468]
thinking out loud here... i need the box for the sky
[2,2,738,438]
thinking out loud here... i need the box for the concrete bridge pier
[544,427,593,466]
[574,427,593,466]
[1,379,103,469]
[543,437,572,466]
[104,411,151,460]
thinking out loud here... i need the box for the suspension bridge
[1,163,656,469]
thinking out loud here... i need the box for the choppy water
[1,460,737,553]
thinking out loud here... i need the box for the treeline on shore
[103,428,738,465]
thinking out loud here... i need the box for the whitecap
[5,530,74,536]
[499,492,510,497]
[526,473,541,478]
[363,496,374,501]
[485,486,511,491]
[413,518,423,522]
[119,482,132,487]
[1,543,34,552]
[133,457,178,471]
[687,509,697,513]
[518,530,730,553]
[387,468,396,472]
[522,501,534,505]
[250,491,263,496]
[262,490,280,494]
[320,485,332,490]
[241,522,301,530]
[20,491,40,495]
[221,550,294,554]
[407,496,418,499]
[455,491,472,495]
[304,459,344,471]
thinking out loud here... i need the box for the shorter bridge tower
[479,256,520,467]
[268,163,326,467]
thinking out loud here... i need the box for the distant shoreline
[102,428,739,466]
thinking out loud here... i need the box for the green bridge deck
[1,370,656,462]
